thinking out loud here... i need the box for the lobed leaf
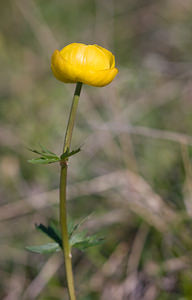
[27,218,104,256]
[28,145,80,165]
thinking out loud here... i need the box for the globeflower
[27,42,119,300]
[51,43,118,87]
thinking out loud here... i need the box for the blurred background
[1,0,192,299]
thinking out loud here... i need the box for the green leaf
[28,147,57,157]
[36,223,62,248]
[28,148,43,155]
[68,214,93,238]
[60,147,81,160]
[28,157,60,164]
[73,239,104,250]
[69,230,104,250]
[28,146,60,165]
[49,222,62,242]
[70,230,87,247]
[28,145,80,165]
[26,243,61,254]
[68,220,80,239]
[39,144,56,155]
[72,236,104,250]
[28,218,103,256]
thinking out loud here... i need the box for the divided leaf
[26,218,104,254]
[28,146,81,165]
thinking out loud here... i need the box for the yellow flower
[51,43,118,87]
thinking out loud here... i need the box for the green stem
[63,82,82,153]
[59,82,82,300]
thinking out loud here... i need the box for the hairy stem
[59,82,82,300]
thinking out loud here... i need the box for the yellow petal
[60,43,87,68]
[84,45,111,70]
[51,50,80,83]
[51,43,118,87]
[93,45,115,68]
[80,67,118,87]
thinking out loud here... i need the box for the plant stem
[63,82,82,153]
[59,82,82,300]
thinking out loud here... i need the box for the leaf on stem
[68,217,104,250]
[60,147,81,160]
[27,146,81,165]
[68,214,93,238]
[28,146,60,164]
[36,223,62,248]
[26,243,60,254]
[28,157,60,164]
[26,219,104,254]
[70,230,104,250]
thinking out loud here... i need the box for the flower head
[51,43,118,87]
